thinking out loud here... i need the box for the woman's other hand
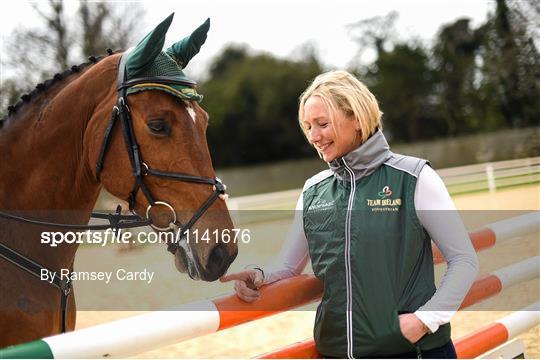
[398,313,429,344]
[219,269,264,302]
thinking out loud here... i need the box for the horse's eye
[147,119,170,135]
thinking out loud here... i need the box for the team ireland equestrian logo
[378,185,393,199]
[366,186,401,211]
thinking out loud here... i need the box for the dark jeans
[322,341,457,359]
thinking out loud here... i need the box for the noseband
[95,51,227,254]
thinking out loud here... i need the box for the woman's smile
[303,96,361,162]
[316,141,333,152]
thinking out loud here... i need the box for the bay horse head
[87,14,237,281]
[0,14,238,346]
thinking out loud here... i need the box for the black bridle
[0,50,228,333]
[95,50,227,254]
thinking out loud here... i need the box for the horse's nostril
[209,244,227,267]
[207,244,230,277]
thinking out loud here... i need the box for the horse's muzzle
[173,232,237,281]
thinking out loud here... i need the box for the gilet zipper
[342,158,356,359]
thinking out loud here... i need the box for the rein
[0,50,228,334]
[0,207,151,230]
[0,242,72,333]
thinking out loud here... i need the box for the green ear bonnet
[124,14,209,102]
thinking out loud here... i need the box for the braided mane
[0,49,119,129]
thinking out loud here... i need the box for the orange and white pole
[0,275,323,359]
[459,256,538,308]
[433,212,538,264]
[455,301,540,359]
[256,257,539,359]
[258,302,540,359]
[214,274,322,330]
[1,213,537,358]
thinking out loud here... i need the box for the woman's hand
[398,313,429,344]
[219,269,264,302]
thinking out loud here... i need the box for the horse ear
[126,13,175,78]
[165,18,210,69]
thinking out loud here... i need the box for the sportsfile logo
[367,185,402,210]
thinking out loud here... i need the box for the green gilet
[302,131,450,358]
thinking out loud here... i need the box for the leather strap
[145,168,216,184]
[95,106,120,181]
[0,210,151,230]
[167,179,226,254]
[119,76,197,90]
[0,242,72,333]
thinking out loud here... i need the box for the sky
[0,0,496,80]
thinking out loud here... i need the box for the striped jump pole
[455,302,540,359]
[433,212,539,264]
[5,253,532,359]
[0,275,323,359]
[256,256,540,359]
[1,213,537,358]
[459,256,539,308]
[258,302,540,359]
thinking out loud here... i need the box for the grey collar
[328,129,391,181]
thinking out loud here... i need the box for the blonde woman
[221,70,478,359]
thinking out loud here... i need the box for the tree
[200,45,323,167]
[208,46,249,79]
[348,11,399,63]
[1,0,144,119]
[479,0,540,128]
[78,1,143,58]
[431,18,486,136]
[349,11,439,142]
[358,42,438,142]
[2,1,71,93]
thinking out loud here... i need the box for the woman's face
[303,96,361,162]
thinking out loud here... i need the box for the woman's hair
[298,70,383,143]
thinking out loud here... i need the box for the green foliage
[431,18,493,136]
[200,46,323,167]
[350,0,539,144]
[200,0,538,166]
[360,43,441,142]
[478,0,540,128]
[3,0,536,164]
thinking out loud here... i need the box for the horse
[0,14,237,347]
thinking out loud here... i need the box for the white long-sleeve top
[260,165,479,333]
